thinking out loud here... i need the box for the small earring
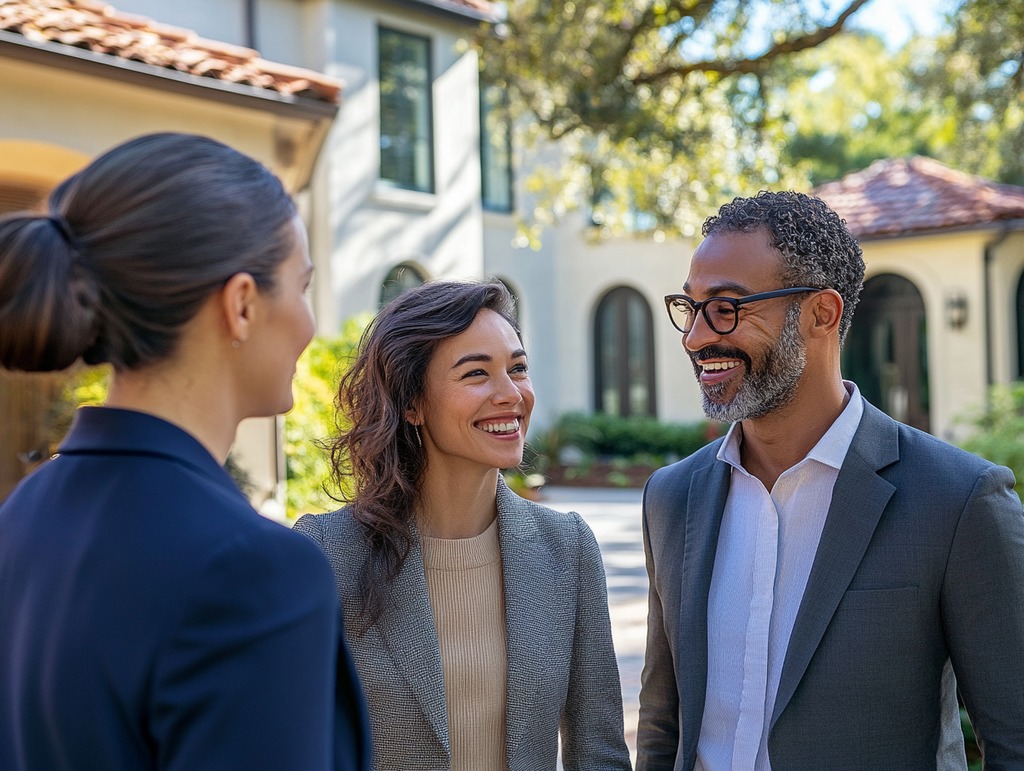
[414,424,422,448]
[231,340,241,349]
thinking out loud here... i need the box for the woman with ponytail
[0,133,369,771]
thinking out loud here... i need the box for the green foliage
[48,364,112,444]
[961,707,982,770]
[527,411,724,470]
[478,0,868,240]
[958,381,1024,500]
[776,1,1024,187]
[283,316,369,520]
[770,30,942,185]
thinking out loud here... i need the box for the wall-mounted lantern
[945,293,969,330]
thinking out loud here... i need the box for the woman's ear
[219,272,258,345]
[807,289,844,339]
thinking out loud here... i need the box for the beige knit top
[421,517,508,771]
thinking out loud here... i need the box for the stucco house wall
[0,2,339,512]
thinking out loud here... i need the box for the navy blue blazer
[0,407,370,771]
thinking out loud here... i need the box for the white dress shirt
[695,382,864,771]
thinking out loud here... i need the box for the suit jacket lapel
[770,402,898,729]
[497,480,551,764]
[375,533,449,753]
[680,457,731,764]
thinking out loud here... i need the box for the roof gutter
[0,29,339,120]
[378,0,503,24]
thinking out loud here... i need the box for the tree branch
[633,0,871,85]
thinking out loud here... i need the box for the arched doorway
[593,286,656,417]
[0,182,59,501]
[843,274,930,432]
[0,142,91,502]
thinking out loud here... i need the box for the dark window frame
[479,79,514,213]
[593,286,657,418]
[379,262,427,308]
[378,26,435,194]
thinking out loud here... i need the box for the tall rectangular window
[480,79,513,212]
[379,27,433,193]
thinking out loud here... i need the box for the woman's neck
[105,364,240,464]
[416,466,500,539]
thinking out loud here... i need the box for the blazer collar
[770,400,898,728]
[679,452,731,765]
[496,478,553,766]
[58,406,240,496]
[375,525,450,754]
[370,478,554,761]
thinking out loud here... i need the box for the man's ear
[220,272,258,344]
[807,289,844,338]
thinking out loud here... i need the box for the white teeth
[481,419,519,433]
[702,361,740,372]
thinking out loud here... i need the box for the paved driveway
[541,485,648,762]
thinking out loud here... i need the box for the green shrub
[958,381,1024,500]
[528,411,724,470]
[284,316,369,519]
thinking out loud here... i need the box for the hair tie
[47,213,80,251]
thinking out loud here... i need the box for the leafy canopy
[478,0,869,240]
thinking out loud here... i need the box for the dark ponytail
[0,215,100,371]
[0,132,297,373]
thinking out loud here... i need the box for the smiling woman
[293,279,632,771]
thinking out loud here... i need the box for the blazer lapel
[375,533,450,753]
[497,481,551,763]
[679,457,731,763]
[770,402,898,729]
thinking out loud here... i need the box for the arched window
[379,263,427,308]
[593,286,656,417]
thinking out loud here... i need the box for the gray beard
[696,303,807,423]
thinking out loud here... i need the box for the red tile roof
[0,0,341,105]
[815,156,1024,239]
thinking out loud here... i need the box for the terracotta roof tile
[0,0,341,104]
[814,156,1024,239]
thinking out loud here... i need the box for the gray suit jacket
[637,400,1024,770]
[295,479,632,771]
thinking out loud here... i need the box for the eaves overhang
[0,27,340,120]
[379,0,501,24]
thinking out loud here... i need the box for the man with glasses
[637,190,1024,770]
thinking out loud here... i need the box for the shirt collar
[717,380,864,472]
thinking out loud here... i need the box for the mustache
[690,344,752,369]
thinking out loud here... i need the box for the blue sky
[847,0,955,47]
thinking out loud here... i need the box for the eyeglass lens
[668,298,739,334]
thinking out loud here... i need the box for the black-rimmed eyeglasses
[663,287,822,335]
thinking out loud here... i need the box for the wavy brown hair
[328,279,518,627]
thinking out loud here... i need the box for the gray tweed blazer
[294,478,632,771]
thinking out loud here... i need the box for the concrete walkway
[541,485,648,762]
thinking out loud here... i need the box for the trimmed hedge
[528,411,725,468]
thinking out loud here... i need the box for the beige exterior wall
[485,211,704,429]
[0,53,320,514]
